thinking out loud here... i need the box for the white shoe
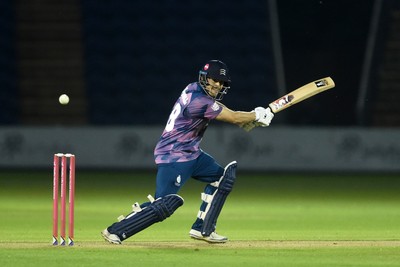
[189,229,228,243]
[101,229,122,244]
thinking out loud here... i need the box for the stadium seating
[0,0,17,124]
[81,0,277,124]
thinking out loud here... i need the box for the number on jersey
[165,103,181,132]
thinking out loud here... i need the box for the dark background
[1,0,398,127]
[279,0,374,125]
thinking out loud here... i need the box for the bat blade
[269,77,335,113]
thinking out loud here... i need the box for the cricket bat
[269,77,335,113]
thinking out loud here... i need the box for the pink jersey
[154,82,222,164]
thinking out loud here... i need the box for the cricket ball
[59,94,70,105]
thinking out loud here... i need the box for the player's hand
[254,107,274,127]
[242,107,274,131]
[241,121,257,132]
[241,121,265,132]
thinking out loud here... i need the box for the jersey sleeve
[185,96,222,120]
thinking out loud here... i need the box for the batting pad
[201,161,237,236]
[107,194,184,241]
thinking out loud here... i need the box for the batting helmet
[199,60,231,100]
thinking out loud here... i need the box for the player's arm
[215,105,256,125]
[215,101,274,130]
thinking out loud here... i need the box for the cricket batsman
[101,60,274,244]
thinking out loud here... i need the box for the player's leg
[155,161,194,198]
[190,152,237,243]
[101,162,193,244]
[102,194,184,244]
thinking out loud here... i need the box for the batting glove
[254,107,274,127]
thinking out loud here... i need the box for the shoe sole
[101,231,122,245]
[190,234,227,244]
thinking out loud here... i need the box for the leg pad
[201,161,237,236]
[108,194,184,241]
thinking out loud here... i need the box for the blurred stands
[15,0,87,125]
[3,1,400,127]
[372,1,400,127]
[0,0,17,124]
[81,0,277,125]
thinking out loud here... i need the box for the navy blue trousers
[155,151,224,198]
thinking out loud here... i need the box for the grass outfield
[0,170,400,266]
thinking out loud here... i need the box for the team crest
[175,175,181,186]
[211,102,220,111]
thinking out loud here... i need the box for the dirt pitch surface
[2,240,400,249]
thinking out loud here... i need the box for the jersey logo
[175,175,181,187]
[211,102,220,111]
